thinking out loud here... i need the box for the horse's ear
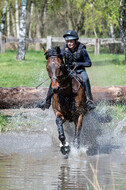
[56,46,61,54]
[42,47,46,54]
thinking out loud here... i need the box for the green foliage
[0,114,9,132]
[0,0,122,38]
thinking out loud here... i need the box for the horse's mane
[45,46,63,60]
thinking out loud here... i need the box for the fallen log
[0,86,126,109]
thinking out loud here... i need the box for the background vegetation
[0,49,126,88]
[0,0,120,38]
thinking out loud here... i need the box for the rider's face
[66,40,76,50]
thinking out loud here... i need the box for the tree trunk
[66,0,73,30]
[120,0,126,63]
[0,1,7,37]
[16,0,27,60]
[7,8,10,36]
[28,2,34,39]
[34,7,42,50]
[15,0,19,38]
[34,0,48,50]
[0,86,126,109]
[11,11,16,37]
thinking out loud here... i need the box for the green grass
[87,53,126,86]
[0,49,126,87]
[0,114,9,132]
[0,50,49,87]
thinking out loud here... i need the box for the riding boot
[36,83,52,110]
[85,79,96,110]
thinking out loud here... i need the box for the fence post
[95,38,99,55]
[46,36,52,50]
[0,36,5,53]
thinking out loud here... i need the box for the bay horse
[44,46,87,155]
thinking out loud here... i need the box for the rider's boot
[37,84,52,110]
[85,79,96,111]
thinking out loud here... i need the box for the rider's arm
[73,48,92,68]
[61,47,65,56]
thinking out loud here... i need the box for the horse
[43,46,87,155]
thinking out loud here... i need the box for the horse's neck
[59,76,73,96]
[59,74,82,96]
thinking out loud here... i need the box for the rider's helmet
[63,30,79,41]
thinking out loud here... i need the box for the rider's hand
[72,62,80,68]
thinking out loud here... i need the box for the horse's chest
[58,94,76,111]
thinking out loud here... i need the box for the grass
[0,50,49,87]
[0,49,126,87]
[87,53,126,86]
[0,114,9,132]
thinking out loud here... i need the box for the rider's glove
[72,62,80,68]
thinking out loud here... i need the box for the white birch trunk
[0,1,7,37]
[15,0,19,38]
[16,0,27,60]
[7,9,10,36]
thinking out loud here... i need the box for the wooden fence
[0,35,123,55]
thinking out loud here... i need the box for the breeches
[75,69,89,83]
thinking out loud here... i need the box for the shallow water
[0,108,126,190]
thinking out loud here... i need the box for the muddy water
[0,108,126,190]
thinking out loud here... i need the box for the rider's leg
[80,70,96,110]
[37,83,52,110]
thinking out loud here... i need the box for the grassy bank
[0,49,126,87]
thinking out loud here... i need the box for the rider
[37,30,95,110]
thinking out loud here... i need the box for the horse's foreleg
[56,115,66,145]
[56,115,70,155]
[74,114,83,148]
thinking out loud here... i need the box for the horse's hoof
[60,142,71,155]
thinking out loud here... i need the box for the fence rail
[0,36,123,54]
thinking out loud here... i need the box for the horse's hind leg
[74,114,83,148]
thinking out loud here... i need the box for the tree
[16,0,27,60]
[120,0,126,63]
[0,1,7,37]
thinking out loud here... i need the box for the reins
[35,77,50,89]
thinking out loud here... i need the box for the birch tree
[120,0,126,63]
[15,0,19,38]
[0,1,7,37]
[16,0,27,60]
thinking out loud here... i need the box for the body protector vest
[64,42,86,70]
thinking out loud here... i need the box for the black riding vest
[64,42,85,69]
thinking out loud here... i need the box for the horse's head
[44,46,65,93]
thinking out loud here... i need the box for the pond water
[0,108,126,190]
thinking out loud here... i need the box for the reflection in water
[0,140,126,190]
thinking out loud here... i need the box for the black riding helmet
[63,30,79,41]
